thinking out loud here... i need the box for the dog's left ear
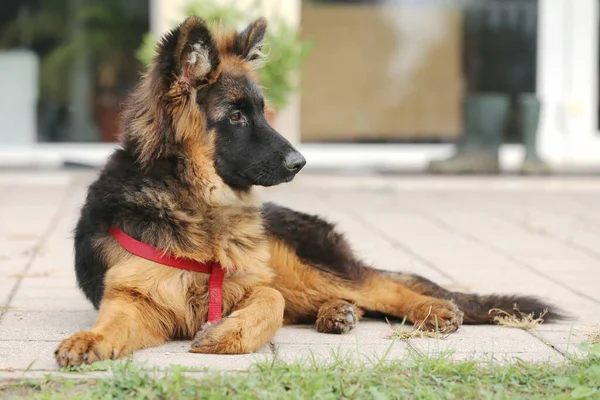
[173,16,221,88]
[234,17,268,62]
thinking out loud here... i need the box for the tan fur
[269,239,463,332]
[191,286,284,354]
[316,300,363,334]
[57,229,276,367]
[55,18,283,367]
[55,16,462,368]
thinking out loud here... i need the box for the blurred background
[0,0,598,173]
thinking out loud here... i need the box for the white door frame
[1,0,598,170]
[563,0,600,165]
[537,0,600,167]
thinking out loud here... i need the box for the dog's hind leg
[190,286,285,354]
[264,203,462,332]
[350,270,464,332]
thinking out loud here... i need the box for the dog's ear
[157,16,220,88]
[234,17,267,62]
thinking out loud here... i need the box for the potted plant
[136,0,312,124]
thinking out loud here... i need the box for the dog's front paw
[55,331,116,368]
[316,301,358,334]
[190,317,246,354]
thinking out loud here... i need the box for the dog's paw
[413,299,464,333]
[190,318,245,354]
[54,331,115,368]
[316,301,357,334]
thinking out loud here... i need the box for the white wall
[537,0,600,166]
[0,51,38,145]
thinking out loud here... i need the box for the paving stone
[13,283,83,300]
[273,321,397,346]
[0,370,107,379]
[0,263,22,307]
[133,351,271,371]
[0,311,96,341]
[272,342,409,365]
[9,293,93,312]
[1,172,599,372]
[426,211,600,303]
[139,340,272,355]
[489,352,566,363]
[0,340,59,371]
[407,325,562,362]
[530,328,593,356]
[15,272,79,290]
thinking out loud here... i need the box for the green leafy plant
[261,22,312,110]
[136,0,312,111]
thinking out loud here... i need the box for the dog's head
[123,16,305,190]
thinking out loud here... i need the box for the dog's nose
[283,152,306,173]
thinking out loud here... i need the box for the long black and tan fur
[55,16,563,367]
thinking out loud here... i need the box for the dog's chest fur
[97,172,275,335]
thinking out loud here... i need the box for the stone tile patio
[1,171,599,375]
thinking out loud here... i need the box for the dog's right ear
[156,16,221,90]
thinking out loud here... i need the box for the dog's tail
[380,271,568,324]
[450,292,567,324]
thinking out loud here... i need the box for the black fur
[262,202,366,281]
[155,27,181,86]
[74,151,195,308]
[74,210,106,309]
[74,14,564,329]
[263,203,567,324]
[155,17,220,87]
[182,22,220,81]
[234,17,267,60]
[74,15,305,308]
[382,272,568,323]
[205,75,304,190]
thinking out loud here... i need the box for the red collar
[109,227,226,323]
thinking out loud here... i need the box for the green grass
[1,344,599,400]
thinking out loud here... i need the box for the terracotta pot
[95,91,122,142]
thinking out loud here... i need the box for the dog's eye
[230,112,242,122]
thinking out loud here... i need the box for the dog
[55,16,563,367]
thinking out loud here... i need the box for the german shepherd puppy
[55,16,562,367]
